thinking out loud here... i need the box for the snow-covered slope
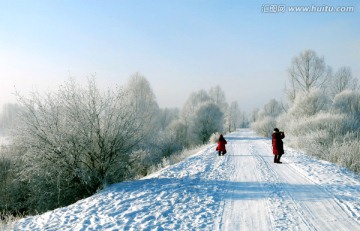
[14,129,360,230]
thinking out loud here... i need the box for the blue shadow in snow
[105,177,340,202]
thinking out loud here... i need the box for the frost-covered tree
[287,50,331,101]
[277,89,342,158]
[250,99,283,137]
[182,90,210,124]
[181,90,211,146]
[124,73,160,137]
[191,102,224,144]
[156,121,184,159]
[258,99,283,118]
[123,73,160,150]
[251,116,277,137]
[332,90,360,116]
[332,90,360,131]
[287,89,331,117]
[209,85,228,112]
[12,77,151,212]
[167,120,188,147]
[225,101,244,132]
[249,108,259,124]
[268,50,360,173]
[158,108,179,130]
[329,67,358,96]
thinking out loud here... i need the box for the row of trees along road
[251,49,360,174]
[0,73,247,215]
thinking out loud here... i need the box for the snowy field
[13,129,360,230]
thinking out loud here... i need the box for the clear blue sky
[1,0,359,112]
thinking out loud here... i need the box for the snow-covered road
[14,129,360,230]
[218,130,360,230]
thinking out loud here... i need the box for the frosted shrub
[329,140,360,173]
[258,99,283,118]
[288,89,330,117]
[330,68,359,97]
[278,90,342,151]
[249,99,284,138]
[209,132,220,144]
[280,112,346,155]
[127,149,150,179]
[251,116,276,137]
[333,90,360,113]
[278,89,360,173]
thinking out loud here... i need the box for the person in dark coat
[272,128,285,163]
[216,134,227,156]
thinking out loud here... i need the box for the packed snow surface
[14,129,360,230]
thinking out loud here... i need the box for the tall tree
[124,73,160,147]
[287,50,331,101]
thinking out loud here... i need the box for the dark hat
[274,128,279,132]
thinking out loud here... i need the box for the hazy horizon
[1,0,359,112]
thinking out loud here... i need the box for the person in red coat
[272,128,285,163]
[216,134,227,156]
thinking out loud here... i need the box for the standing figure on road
[272,128,285,163]
[216,134,227,156]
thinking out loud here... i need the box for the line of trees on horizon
[251,49,360,174]
[0,73,248,216]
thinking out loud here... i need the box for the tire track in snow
[253,139,360,230]
[215,144,236,231]
[216,132,273,231]
[284,149,360,223]
[250,142,317,231]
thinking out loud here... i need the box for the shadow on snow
[103,177,343,203]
